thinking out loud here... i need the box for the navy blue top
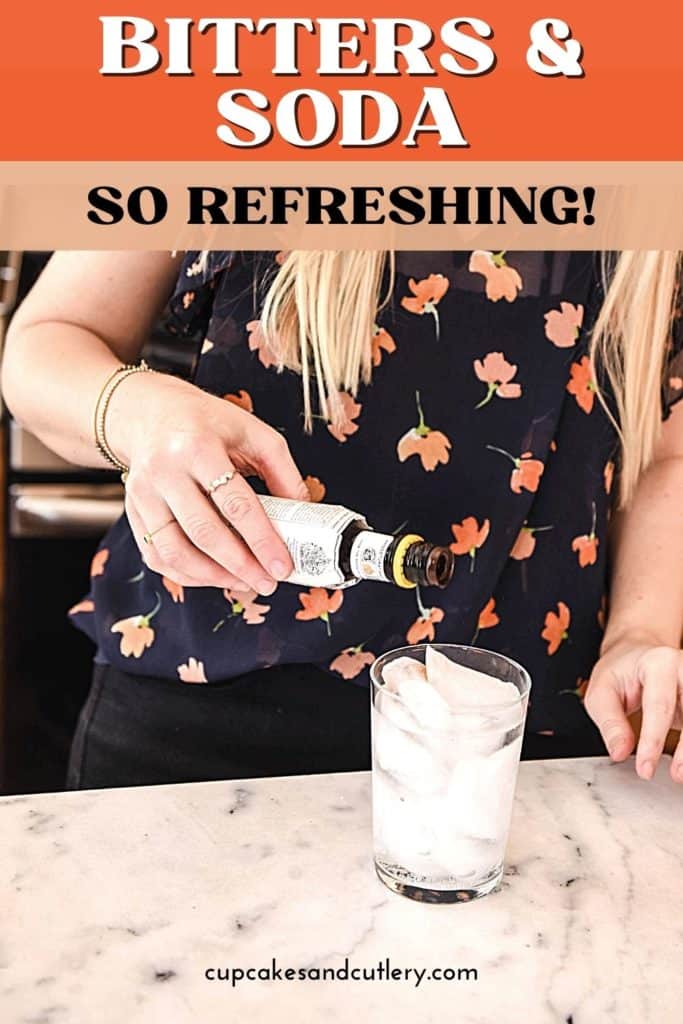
[71,250,683,742]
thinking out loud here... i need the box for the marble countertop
[2,757,682,1024]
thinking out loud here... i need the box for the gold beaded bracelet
[94,360,153,476]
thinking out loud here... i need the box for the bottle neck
[348,529,395,582]
[401,538,454,588]
[346,528,455,589]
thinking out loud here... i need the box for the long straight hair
[260,251,393,428]
[591,251,680,503]
[256,250,680,507]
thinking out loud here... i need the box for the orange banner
[1,2,681,161]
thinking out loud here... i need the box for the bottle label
[349,530,393,583]
[257,495,360,588]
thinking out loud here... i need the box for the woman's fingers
[192,455,294,583]
[635,648,681,780]
[670,661,683,779]
[126,493,195,584]
[584,681,635,761]
[123,410,305,591]
[161,475,282,595]
[125,489,249,591]
[586,645,683,783]
[674,657,683,783]
[671,731,683,784]
[241,421,310,501]
[210,475,294,582]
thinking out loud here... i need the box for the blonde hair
[591,251,680,504]
[260,251,393,428]
[256,250,679,508]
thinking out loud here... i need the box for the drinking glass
[370,643,531,903]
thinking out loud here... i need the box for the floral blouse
[70,250,683,741]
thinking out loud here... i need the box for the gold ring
[206,469,236,495]
[143,519,175,544]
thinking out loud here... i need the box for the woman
[2,250,682,789]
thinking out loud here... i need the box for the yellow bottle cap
[391,534,424,589]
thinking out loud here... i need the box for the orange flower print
[571,502,599,567]
[397,391,452,472]
[603,460,614,495]
[224,588,271,625]
[400,274,449,339]
[474,352,522,407]
[571,535,598,567]
[509,523,553,561]
[398,431,452,471]
[327,392,362,443]
[450,517,490,573]
[162,576,184,604]
[296,587,344,636]
[469,251,522,303]
[69,599,94,615]
[510,528,535,561]
[406,586,445,643]
[182,291,195,310]
[487,446,545,494]
[541,601,570,655]
[544,302,584,348]
[330,645,376,680]
[478,597,500,631]
[90,548,109,577]
[511,455,544,494]
[224,389,253,413]
[407,607,445,644]
[372,324,397,367]
[247,319,278,369]
[305,475,326,502]
[566,356,596,414]
[670,375,683,391]
[111,593,161,658]
[177,657,208,684]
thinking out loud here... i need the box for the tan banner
[0,162,682,249]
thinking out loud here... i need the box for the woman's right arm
[3,251,183,467]
[1,251,308,596]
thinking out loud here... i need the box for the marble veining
[2,757,682,1023]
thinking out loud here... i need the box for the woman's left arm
[585,402,683,782]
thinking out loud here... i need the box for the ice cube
[443,704,525,760]
[432,834,501,880]
[425,646,519,709]
[445,713,507,759]
[372,769,439,876]
[381,655,427,692]
[372,707,448,794]
[445,735,524,841]
[394,676,452,731]
[376,689,420,733]
[378,684,457,766]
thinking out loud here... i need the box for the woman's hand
[107,370,310,596]
[584,635,683,783]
